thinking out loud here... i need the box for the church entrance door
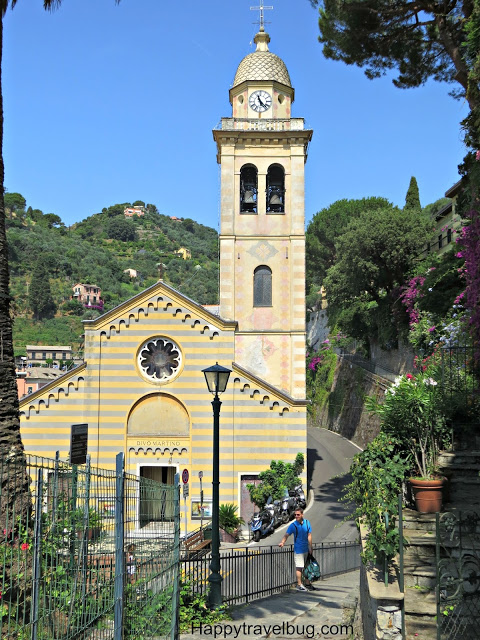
[139,465,175,525]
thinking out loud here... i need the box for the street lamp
[202,362,231,609]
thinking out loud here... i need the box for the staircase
[438,450,480,509]
[402,443,480,639]
[402,510,437,640]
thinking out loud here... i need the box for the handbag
[303,552,321,581]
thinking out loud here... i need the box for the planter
[77,526,102,542]
[409,477,446,513]
[219,528,238,543]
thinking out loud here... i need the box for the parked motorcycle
[293,484,306,509]
[280,488,296,523]
[250,497,276,542]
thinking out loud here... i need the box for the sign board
[183,483,189,499]
[182,468,189,484]
[70,423,88,465]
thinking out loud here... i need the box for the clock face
[249,90,272,113]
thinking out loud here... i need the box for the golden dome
[232,29,291,89]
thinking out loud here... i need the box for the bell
[269,192,282,205]
[243,190,255,203]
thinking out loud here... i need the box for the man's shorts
[294,552,308,569]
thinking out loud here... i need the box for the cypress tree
[404,176,421,212]
[29,260,57,321]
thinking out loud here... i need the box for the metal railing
[182,540,360,605]
[216,117,307,132]
[0,452,180,640]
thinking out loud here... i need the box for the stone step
[405,613,437,640]
[404,588,437,615]
[403,561,436,589]
[402,509,437,532]
[403,529,437,547]
[438,451,480,466]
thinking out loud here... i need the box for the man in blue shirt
[278,507,316,591]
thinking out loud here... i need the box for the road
[253,427,361,546]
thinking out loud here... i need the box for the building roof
[232,28,291,89]
[26,345,72,351]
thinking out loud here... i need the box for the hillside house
[73,283,104,311]
[423,181,464,256]
[26,345,73,365]
[124,206,145,218]
[174,247,191,260]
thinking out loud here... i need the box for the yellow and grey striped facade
[19,282,308,531]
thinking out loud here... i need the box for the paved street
[253,427,361,547]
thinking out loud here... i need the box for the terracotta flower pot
[409,477,445,513]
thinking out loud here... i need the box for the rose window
[137,337,182,382]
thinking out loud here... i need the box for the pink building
[73,283,104,311]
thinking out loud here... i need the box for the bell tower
[213,26,312,399]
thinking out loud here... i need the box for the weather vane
[250,0,273,30]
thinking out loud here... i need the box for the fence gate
[436,511,480,639]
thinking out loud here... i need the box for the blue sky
[3,0,468,229]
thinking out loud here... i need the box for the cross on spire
[250,0,273,30]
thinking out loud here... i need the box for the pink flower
[21,543,29,551]
[476,150,480,161]
[428,326,436,332]
[406,373,414,380]
[456,252,463,258]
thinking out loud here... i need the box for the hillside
[6,196,219,355]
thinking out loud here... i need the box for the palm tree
[0,0,119,524]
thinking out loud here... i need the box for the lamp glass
[202,363,231,394]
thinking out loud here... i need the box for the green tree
[106,216,137,241]
[247,453,305,509]
[311,0,479,118]
[28,260,57,321]
[4,192,26,212]
[306,197,392,287]
[324,205,431,347]
[404,176,421,212]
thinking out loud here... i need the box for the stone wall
[359,525,404,640]
[307,356,386,450]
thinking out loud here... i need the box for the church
[19,24,313,532]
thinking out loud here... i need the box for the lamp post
[202,362,231,609]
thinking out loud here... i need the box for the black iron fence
[436,510,480,640]
[0,452,180,640]
[182,540,361,605]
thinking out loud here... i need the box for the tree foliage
[323,204,431,347]
[106,216,137,242]
[247,453,305,509]
[311,0,478,117]
[404,176,421,212]
[28,260,57,321]
[306,197,392,287]
[4,192,26,212]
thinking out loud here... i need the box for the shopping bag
[303,553,321,581]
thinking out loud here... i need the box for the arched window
[253,266,272,307]
[266,164,285,213]
[240,164,258,213]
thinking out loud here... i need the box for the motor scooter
[280,488,296,523]
[293,484,306,509]
[250,496,276,542]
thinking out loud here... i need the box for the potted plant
[74,506,103,541]
[218,503,244,543]
[366,370,450,513]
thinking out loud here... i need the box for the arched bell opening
[266,164,285,213]
[240,164,258,213]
